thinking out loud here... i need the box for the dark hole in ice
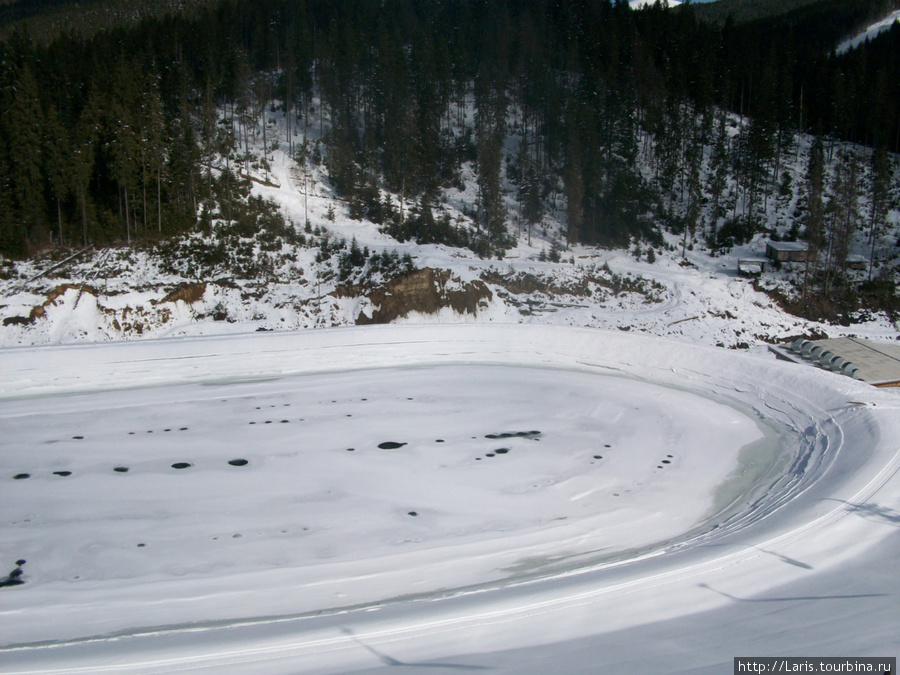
[486,430,541,440]
[114,466,129,473]
[436,439,445,443]
[486,453,495,457]
[657,465,664,469]
[164,429,171,432]
[408,511,418,517]
[53,471,72,477]
[228,459,249,466]
[605,444,612,448]
[128,432,135,435]
[280,420,290,423]
[249,421,256,425]
[378,442,407,450]
[72,435,84,440]
[346,448,355,452]
[137,543,145,548]
[667,454,674,458]
[593,455,602,460]
[475,457,482,461]
[495,448,509,454]
[662,460,671,464]
[0,561,26,588]
[13,473,29,480]
[180,427,188,431]
[171,462,192,470]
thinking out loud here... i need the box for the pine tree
[802,138,825,302]
[867,145,890,280]
[8,64,46,251]
[474,69,507,245]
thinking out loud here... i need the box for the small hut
[765,241,811,263]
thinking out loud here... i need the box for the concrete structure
[769,336,900,387]
[766,241,812,263]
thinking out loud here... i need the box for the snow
[836,9,900,54]
[630,0,682,8]
[2,324,899,673]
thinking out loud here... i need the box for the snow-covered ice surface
[2,324,899,673]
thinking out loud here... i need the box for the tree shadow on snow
[824,499,900,528]
[698,583,888,603]
[340,627,491,670]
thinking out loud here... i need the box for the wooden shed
[765,241,811,263]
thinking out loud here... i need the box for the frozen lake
[2,325,898,673]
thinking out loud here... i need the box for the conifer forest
[1,0,899,319]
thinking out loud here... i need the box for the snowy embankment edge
[2,324,899,673]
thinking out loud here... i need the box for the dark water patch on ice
[113,466,129,473]
[495,448,509,454]
[408,511,418,517]
[346,448,355,452]
[486,453,495,457]
[662,460,671,464]
[164,429,171,432]
[53,471,72,477]
[280,419,290,423]
[171,462,192,470]
[593,455,603,460]
[72,435,84,440]
[137,543,145,548]
[228,459,249,466]
[179,427,188,431]
[13,473,29,480]
[378,441,407,450]
[436,439,445,443]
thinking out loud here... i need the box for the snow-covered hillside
[1,85,898,353]
[836,8,900,54]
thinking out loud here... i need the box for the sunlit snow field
[2,325,899,673]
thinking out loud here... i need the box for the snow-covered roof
[771,336,900,386]
[766,241,808,252]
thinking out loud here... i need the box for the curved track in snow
[2,325,899,673]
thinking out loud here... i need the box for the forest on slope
[0,0,898,319]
